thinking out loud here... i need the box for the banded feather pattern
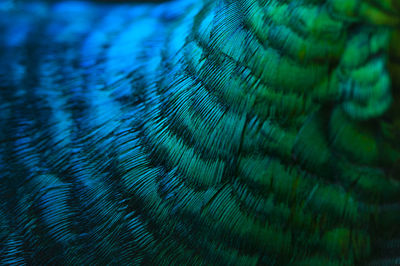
[0,0,399,265]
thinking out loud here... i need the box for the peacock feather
[0,0,399,265]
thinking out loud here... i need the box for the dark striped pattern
[0,0,399,265]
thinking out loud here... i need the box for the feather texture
[0,0,399,265]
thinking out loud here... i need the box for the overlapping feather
[0,0,399,265]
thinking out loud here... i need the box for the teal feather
[0,0,399,265]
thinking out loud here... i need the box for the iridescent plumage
[0,0,399,265]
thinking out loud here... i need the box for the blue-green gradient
[0,0,399,265]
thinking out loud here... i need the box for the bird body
[0,0,399,265]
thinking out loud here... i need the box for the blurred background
[0,0,171,11]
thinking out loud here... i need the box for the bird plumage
[0,0,399,265]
